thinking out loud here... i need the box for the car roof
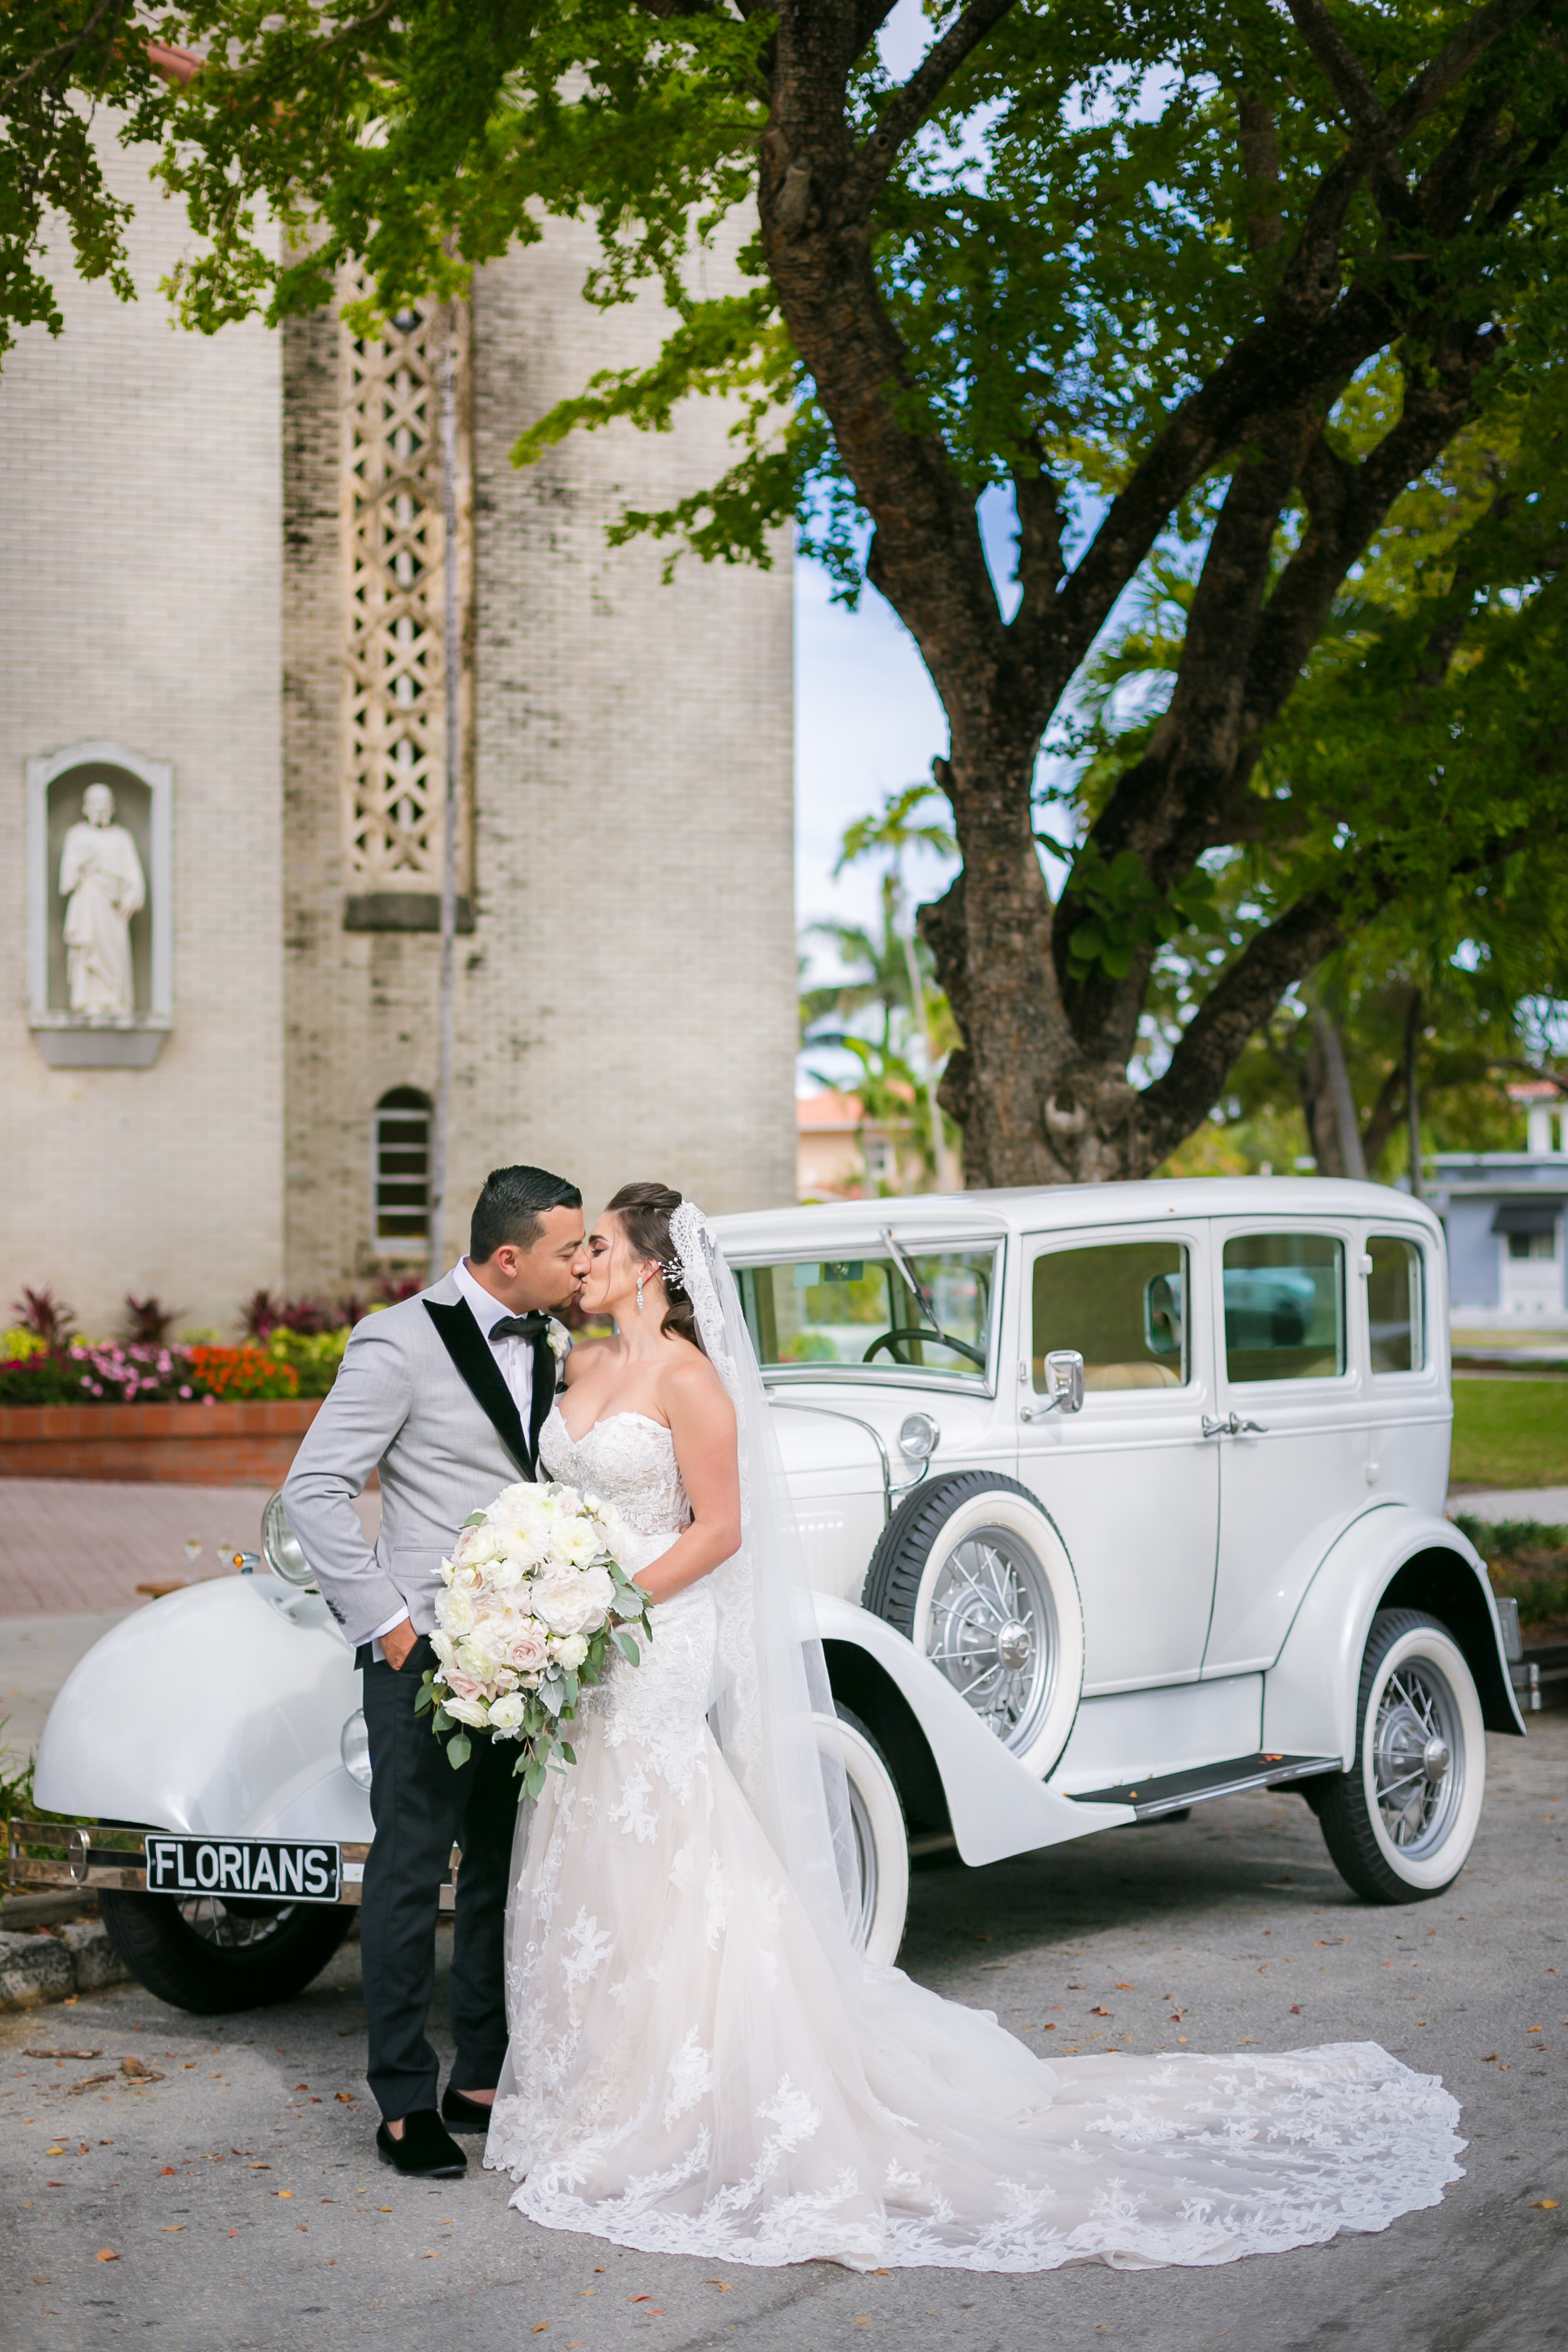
[713,1177,1444,1256]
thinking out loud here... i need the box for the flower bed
[0,1396,323,1486]
[0,1340,300,1408]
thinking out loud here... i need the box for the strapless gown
[484,1405,1462,2272]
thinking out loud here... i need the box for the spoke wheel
[1316,1608,1486,1904]
[98,1889,354,2015]
[862,1473,1084,1778]
[819,1707,909,1966]
[926,1528,1058,1752]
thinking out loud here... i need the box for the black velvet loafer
[441,2084,495,2133]
[376,2110,467,2178]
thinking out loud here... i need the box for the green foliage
[0,1,169,368]
[1062,843,1221,985]
[267,1325,348,1400]
[1458,1514,1568,1636]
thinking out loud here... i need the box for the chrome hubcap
[1370,1657,1463,1858]
[926,1527,1057,1754]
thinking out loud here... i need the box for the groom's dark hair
[470,1165,582,1261]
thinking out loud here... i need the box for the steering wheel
[863,1327,987,1369]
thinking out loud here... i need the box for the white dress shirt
[367,1259,541,1657]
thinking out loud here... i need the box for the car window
[735,1248,997,1380]
[1367,1234,1424,1373]
[1223,1232,1344,1382]
[1031,1241,1189,1392]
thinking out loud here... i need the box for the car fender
[33,1577,373,1840]
[814,1593,1130,1865]
[1261,1502,1525,1764]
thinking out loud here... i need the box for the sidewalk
[1449,1485,1568,1525]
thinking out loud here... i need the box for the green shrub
[268,1325,349,1399]
[1458,1513,1568,1634]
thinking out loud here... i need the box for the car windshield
[736,1247,998,1381]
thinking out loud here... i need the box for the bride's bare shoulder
[561,1335,612,1387]
[660,1339,733,1418]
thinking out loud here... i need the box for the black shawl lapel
[424,1298,534,1479]
[528,1335,556,1468]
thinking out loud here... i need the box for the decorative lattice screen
[340,288,472,906]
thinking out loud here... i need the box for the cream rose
[532,1562,614,1636]
[442,1693,489,1729]
[487,1692,526,1733]
[549,1631,590,1671]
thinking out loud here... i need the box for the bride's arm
[633,1356,741,1602]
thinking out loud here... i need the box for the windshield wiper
[879,1229,987,1369]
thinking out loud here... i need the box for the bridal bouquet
[415,1481,653,1796]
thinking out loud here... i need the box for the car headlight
[341,1709,373,1790]
[261,1490,316,1589]
[898,1411,940,1462]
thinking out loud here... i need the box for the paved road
[4,1719,1566,2352]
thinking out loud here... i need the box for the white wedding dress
[483,1401,1463,2273]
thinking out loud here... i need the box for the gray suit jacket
[283,1270,550,1650]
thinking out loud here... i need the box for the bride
[485,1182,1463,2271]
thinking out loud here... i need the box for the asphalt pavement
[4,1717,1566,2352]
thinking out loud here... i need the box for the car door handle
[1202,1412,1271,1438]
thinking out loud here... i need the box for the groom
[284,1164,588,2179]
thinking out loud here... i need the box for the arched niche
[26,740,172,1067]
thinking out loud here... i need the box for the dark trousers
[358,1635,521,2121]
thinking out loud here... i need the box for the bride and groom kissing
[284,1162,1465,2274]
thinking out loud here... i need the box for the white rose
[440,1589,474,1638]
[489,1484,544,1534]
[453,1523,503,1569]
[430,1629,457,1671]
[556,1520,605,1569]
[546,1318,571,1362]
[549,1632,589,1671]
[532,1562,615,1636]
[487,1692,526,1733]
[442,1694,489,1728]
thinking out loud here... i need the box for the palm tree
[805,786,960,1190]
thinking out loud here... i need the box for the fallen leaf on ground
[275,2190,293,2199]
[65,2075,114,2095]
[335,2092,354,2104]
[96,2249,119,2262]
[24,2049,101,2061]
[1533,2200,1560,2210]
[159,2166,176,2177]
[162,2226,184,2233]
[1115,1984,1134,1991]
[1089,2006,1111,2016]
[706,2280,732,2291]
[120,2057,154,2080]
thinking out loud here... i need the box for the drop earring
[635,1272,645,1314]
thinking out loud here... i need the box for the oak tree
[132,0,1568,1177]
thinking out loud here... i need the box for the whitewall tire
[1317,1609,1486,1903]
[821,1706,910,1966]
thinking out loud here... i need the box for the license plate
[142,1835,342,1904]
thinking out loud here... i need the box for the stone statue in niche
[60,783,146,1018]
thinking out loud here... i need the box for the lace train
[484,1407,1463,2272]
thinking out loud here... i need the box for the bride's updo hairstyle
[604,1182,707,1358]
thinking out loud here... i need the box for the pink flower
[444,1668,484,1702]
[505,1624,550,1677]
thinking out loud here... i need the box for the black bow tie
[487,1311,551,1344]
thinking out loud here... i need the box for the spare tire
[862,1473,1083,1778]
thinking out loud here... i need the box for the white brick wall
[1,149,795,1327]
[0,137,285,1334]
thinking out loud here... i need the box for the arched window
[373,1088,433,1253]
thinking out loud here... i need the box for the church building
[1,137,796,1332]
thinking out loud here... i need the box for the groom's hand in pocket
[382,1618,418,1673]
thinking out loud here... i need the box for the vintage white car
[22,1177,1522,2011]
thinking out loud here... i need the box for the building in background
[1431,1082,1567,1328]
[1,136,795,1330]
[795,1089,934,1202]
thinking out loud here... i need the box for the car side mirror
[1022,1349,1084,1419]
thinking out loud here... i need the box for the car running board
[1066,1751,1342,1822]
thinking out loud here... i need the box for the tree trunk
[1404,990,1424,1200]
[1298,1006,1368,1180]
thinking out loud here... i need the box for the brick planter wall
[0,1399,322,1485]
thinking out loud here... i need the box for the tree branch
[842,0,1019,215]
